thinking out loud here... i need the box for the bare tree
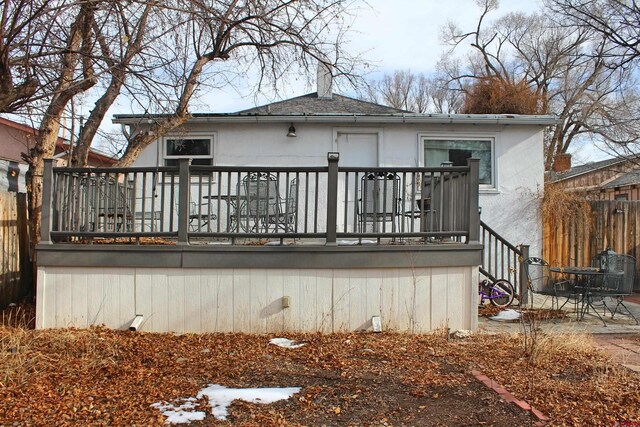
[0,0,63,113]
[441,0,640,169]
[116,0,361,166]
[9,0,361,248]
[547,0,640,70]
[359,69,462,113]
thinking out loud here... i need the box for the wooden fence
[0,191,31,309]
[543,200,640,291]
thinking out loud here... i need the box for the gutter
[113,113,559,127]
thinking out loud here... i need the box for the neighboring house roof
[601,168,640,189]
[546,157,628,183]
[235,92,410,115]
[0,116,116,166]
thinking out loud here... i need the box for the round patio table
[550,266,623,326]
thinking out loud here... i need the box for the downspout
[129,315,144,331]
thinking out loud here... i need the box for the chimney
[553,153,572,172]
[317,62,333,99]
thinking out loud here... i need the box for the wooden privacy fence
[0,192,31,309]
[543,200,640,291]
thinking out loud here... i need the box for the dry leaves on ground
[0,324,638,426]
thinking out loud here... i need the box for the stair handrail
[480,220,528,302]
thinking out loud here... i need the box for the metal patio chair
[358,172,401,233]
[596,253,639,324]
[524,257,580,311]
[242,172,281,232]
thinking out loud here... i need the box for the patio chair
[243,172,280,232]
[86,176,134,232]
[134,195,161,232]
[524,257,579,311]
[358,172,400,233]
[174,193,218,232]
[269,177,298,232]
[597,254,639,324]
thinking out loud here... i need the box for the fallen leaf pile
[0,325,638,426]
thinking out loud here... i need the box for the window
[423,138,493,185]
[614,193,628,201]
[164,137,213,166]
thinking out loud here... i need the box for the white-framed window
[164,136,213,166]
[421,136,495,186]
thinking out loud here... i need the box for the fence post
[467,158,480,243]
[40,159,54,244]
[326,152,339,246]
[177,159,191,245]
[519,244,530,305]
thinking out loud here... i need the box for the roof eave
[113,113,559,126]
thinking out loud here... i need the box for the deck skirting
[36,244,481,333]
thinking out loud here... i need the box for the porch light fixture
[286,123,297,137]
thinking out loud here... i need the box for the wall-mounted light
[286,123,297,137]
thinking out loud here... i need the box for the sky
[189,0,544,113]
[103,0,608,163]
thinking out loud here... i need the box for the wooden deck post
[40,159,54,244]
[177,159,191,245]
[519,244,530,305]
[326,152,339,246]
[467,158,480,243]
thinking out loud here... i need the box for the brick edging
[471,369,550,426]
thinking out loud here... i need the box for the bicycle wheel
[489,279,515,308]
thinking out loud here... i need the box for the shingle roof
[546,157,627,183]
[601,168,640,189]
[235,92,410,115]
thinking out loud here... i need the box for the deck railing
[40,154,480,245]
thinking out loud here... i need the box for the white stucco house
[35,71,555,334]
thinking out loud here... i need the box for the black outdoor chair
[524,257,580,311]
[358,172,401,233]
[595,253,639,324]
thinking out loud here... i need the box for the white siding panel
[35,268,46,329]
[70,270,88,327]
[298,270,317,331]
[86,270,105,326]
[250,269,268,333]
[184,270,202,332]
[412,268,431,333]
[316,270,333,333]
[200,271,217,331]
[167,271,185,332]
[265,269,285,333]
[446,268,465,332]
[233,269,252,332]
[430,268,449,331]
[154,272,170,332]
[216,270,234,331]
[56,272,73,327]
[380,268,399,331]
[37,265,477,333]
[282,270,301,331]
[332,272,350,331]
[134,269,153,331]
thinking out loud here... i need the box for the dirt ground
[1,319,640,427]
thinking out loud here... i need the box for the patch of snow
[269,337,305,349]
[151,398,205,424]
[490,309,521,321]
[197,384,302,420]
[152,385,301,424]
[451,329,472,339]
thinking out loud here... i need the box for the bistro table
[203,195,249,232]
[550,266,623,326]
